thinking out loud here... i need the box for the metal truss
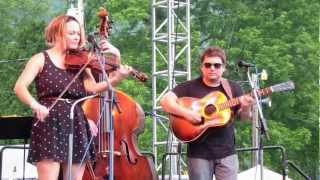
[151,0,191,178]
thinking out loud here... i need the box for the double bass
[81,7,158,180]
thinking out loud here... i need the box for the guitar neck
[218,87,273,110]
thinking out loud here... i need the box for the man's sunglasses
[203,62,223,69]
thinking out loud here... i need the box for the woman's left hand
[117,64,132,79]
[109,64,133,85]
[87,119,98,137]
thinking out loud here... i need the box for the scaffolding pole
[151,0,191,179]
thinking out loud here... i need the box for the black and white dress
[28,51,94,164]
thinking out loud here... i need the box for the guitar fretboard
[218,87,273,110]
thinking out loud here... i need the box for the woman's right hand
[30,101,49,122]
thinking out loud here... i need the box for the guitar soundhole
[204,104,216,116]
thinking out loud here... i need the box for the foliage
[190,0,319,178]
[0,0,57,117]
[0,0,318,179]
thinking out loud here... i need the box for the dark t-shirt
[172,76,243,160]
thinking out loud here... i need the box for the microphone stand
[91,36,119,180]
[66,36,103,180]
[67,35,119,180]
[245,66,269,180]
[67,94,99,180]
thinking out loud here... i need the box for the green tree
[191,0,319,179]
[0,0,318,179]
[0,0,59,116]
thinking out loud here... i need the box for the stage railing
[160,145,312,180]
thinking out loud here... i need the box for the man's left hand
[239,95,255,108]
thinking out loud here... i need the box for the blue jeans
[187,154,239,180]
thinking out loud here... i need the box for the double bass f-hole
[120,139,138,164]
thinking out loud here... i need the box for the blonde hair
[45,15,85,48]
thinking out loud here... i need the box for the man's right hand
[161,91,203,124]
[183,109,202,124]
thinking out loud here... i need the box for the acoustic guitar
[169,81,295,142]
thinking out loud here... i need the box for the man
[160,47,254,180]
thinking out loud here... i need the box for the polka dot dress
[28,51,94,164]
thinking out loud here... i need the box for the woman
[14,15,131,180]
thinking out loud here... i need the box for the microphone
[237,60,255,68]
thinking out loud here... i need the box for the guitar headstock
[271,81,295,93]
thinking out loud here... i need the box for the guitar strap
[220,78,233,99]
[221,78,238,122]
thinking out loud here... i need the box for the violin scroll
[131,69,148,82]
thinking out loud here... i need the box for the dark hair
[200,47,227,64]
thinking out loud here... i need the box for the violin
[64,7,148,82]
[65,48,118,72]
